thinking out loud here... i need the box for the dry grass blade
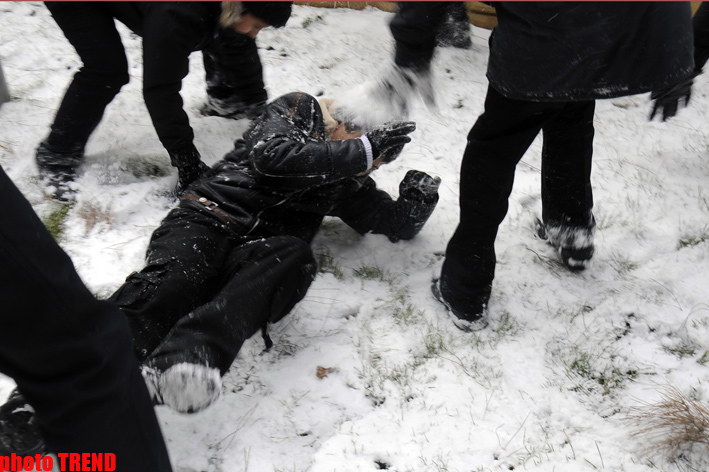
[625,385,709,459]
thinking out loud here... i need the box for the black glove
[650,73,696,122]
[378,143,407,165]
[366,121,416,163]
[176,161,210,195]
[169,145,211,195]
[399,170,441,203]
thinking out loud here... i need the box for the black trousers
[391,2,449,71]
[440,86,595,314]
[0,167,172,471]
[44,2,265,154]
[44,2,130,154]
[203,28,267,113]
[111,209,317,375]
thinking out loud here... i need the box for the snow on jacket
[181,92,438,243]
[487,2,695,101]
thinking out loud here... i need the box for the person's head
[220,2,292,38]
[318,98,363,141]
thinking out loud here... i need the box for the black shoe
[435,3,473,49]
[36,142,82,202]
[0,389,46,456]
[200,99,265,121]
[141,363,221,414]
[431,279,488,332]
[535,218,595,271]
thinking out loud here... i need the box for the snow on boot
[0,389,46,456]
[536,218,595,271]
[157,363,221,414]
[431,279,488,332]
[35,141,82,202]
[141,365,163,406]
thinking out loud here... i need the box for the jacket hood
[243,92,328,148]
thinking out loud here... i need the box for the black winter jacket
[104,2,222,155]
[180,92,438,243]
[487,2,695,101]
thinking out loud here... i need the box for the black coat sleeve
[250,137,369,189]
[330,176,437,242]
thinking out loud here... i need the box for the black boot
[36,141,82,202]
[536,217,596,271]
[200,97,266,121]
[436,3,473,50]
[0,389,46,456]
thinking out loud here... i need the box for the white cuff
[359,135,373,170]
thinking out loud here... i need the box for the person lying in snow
[113,91,440,413]
[118,91,439,413]
[0,92,440,453]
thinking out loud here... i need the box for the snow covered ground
[2,2,709,471]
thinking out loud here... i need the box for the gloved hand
[650,73,695,122]
[366,121,416,163]
[399,170,441,203]
[169,144,211,195]
[176,161,210,195]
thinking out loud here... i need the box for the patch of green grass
[353,264,390,282]
[697,350,709,366]
[43,203,73,241]
[610,251,638,275]
[663,342,697,359]
[315,250,344,280]
[423,330,445,358]
[392,303,424,326]
[493,311,521,338]
[563,346,638,396]
[301,14,323,28]
[678,225,709,249]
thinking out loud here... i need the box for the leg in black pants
[439,86,596,320]
[110,209,239,362]
[142,235,316,413]
[0,167,171,470]
[202,28,267,118]
[540,101,597,269]
[43,2,129,154]
[541,100,595,229]
[146,235,316,374]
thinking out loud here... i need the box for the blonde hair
[220,2,244,29]
[317,98,340,139]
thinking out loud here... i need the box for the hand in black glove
[366,121,416,163]
[169,144,211,196]
[176,161,210,195]
[650,73,695,122]
[399,170,441,203]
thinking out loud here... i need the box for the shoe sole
[431,279,488,332]
[158,363,222,414]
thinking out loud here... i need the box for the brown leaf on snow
[316,366,333,379]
